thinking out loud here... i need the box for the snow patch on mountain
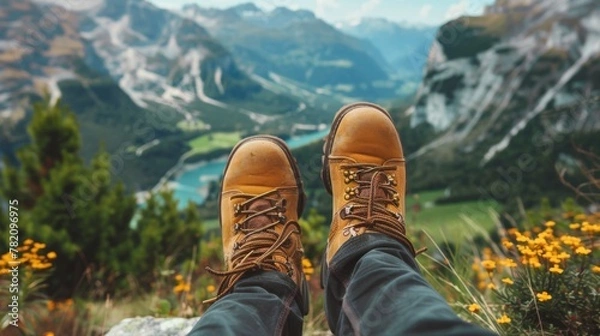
[215,67,225,95]
[188,50,227,108]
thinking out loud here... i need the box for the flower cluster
[173,274,191,294]
[469,211,599,334]
[46,298,74,312]
[0,239,56,275]
[302,257,314,281]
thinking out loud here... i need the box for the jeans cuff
[327,233,419,283]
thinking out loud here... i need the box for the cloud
[315,0,340,18]
[444,0,469,20]
[345,0,381,22]
[359,0,381,13]
[419,4,432,18]
[444,0,487,21]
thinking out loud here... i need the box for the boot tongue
[245,199,274,230]
[358,172,388,199]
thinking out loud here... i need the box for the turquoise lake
[171,129,330,207]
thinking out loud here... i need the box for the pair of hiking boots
[204,103,418,311]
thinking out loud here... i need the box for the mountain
[1,0,334,189]
[406,0,600,206]
[182,3,406,102]
[336,18,437,82]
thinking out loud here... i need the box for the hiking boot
[321,102,419,264]
[205,135,309,314]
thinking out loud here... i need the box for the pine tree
[132,191,202,287]
[0,99,136,297]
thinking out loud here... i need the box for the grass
[177,119,209,132]
[407,190,500,244]
[186,132,241,156]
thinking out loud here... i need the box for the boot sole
[321,102,395,195]
[218,135,306,229]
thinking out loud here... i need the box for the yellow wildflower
[533,237,547,246]
[487,283,497,290]
[481,260,496,272]
[544,221,556,227]
[499,258,517,268]
[592,265,600,273]
[47,300,56,311]
[575,246,592,255]
[468,303,481,314]
[537,291,552,302]
[32,262,52,270]
[47,252,57,259]
[477,281,487,291]
[516,235,529,242]
[173,282,191,294]
[302,257,314,280]
[43,332,55,336]
[501,239,514,249]
[206,285,216,293]
[501,277,514,285]
[175,274,183,281]
[24,239,34,245]
[561,235,581,246]
[569,223,580,230]
[549,264,564,274]
[549,256,562,264]
[497,314,511,324]
[520,246,536,257]
[528,257,542,268]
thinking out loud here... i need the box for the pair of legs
[189,103,496,335]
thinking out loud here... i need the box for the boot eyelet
[234,223,241,231]
[233,242,239,250]
[234,204,242,215]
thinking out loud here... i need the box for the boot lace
[204,190,300,304]
[339,163,425,256]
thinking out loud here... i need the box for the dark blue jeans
[189,234,496,335]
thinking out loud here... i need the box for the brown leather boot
[321,102,419,265]
[205,135,309,314]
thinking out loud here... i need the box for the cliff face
[411,0,600,164]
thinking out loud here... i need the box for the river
[168,128,330,208]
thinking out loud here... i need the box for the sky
[148,0,495,26]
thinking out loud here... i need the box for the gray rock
[106,316,201,336]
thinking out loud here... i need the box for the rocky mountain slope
[406,0,600,207]
[411,0,600,163]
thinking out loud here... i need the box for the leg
[321,103,497,335]
[189,136,309,336]
[189,271,304,336]
[323,234,495,335]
